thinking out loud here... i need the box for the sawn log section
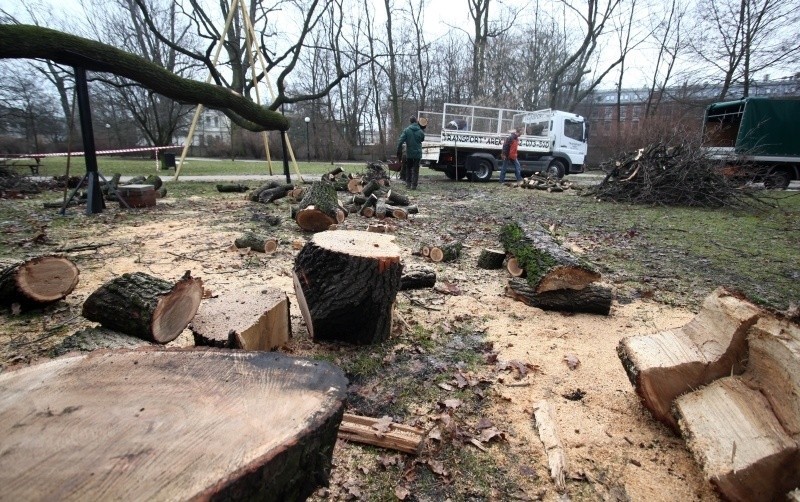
[0,255,79,306]
[0,348,348,501]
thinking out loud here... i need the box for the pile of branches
[585,142,751,207]
[360,161,391,185]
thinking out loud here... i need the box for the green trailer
[703,97,800,189]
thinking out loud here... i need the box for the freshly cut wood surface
[0,348,348,501]
[0,255,79,305]
[82,271,203,344]
[338,414,426,454]
[617,287,761,429]
[191,286,290,350]
[675,377,800,502]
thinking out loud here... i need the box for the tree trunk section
[296,180,344,232]
[250,181,282,201]
[293,230,402,345]
[500,222,600,293]
[506,278,612,315]
[82,271,203,344]
[400,265,436,290]
[0,348,347,501]
[477,248,506,269]
[616,288,761,429]
[217,183,249,193]
[0,255,79,306]
[257,184,294,204]
[234,232,278,253]
[191,286,290,350]
[429,241,462,263]
[386,189,410,206]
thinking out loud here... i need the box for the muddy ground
[2,172,793,501]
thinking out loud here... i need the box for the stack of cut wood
[341,182,417,220]
[515,174,574,192]
[618,288,800,500]
[585,142,747,207]
[500,221,611,314]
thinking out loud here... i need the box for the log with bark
[476,248,506,270]
[234,232,279,253]
[257,183,295,204]
[0,348,347,500]
[293,230,402,344]
[616,288,761,429]
[386,189,410,207]
[82,271,203,344]
[428,241,463,263]
[506,278,612,315]
[500,222,600,293]
[217,183,250,193]
[0,255,80,306]
[295,180,346,232]
[361,179,384,198]
[191,286,290,350]
[250,181,282,201]
[400,265,437,290]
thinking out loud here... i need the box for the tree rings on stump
[82,271,203,343]
[0,255,80,306]
[293,230,402,345]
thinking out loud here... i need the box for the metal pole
[74,67,105,214]
[305,118,310,163]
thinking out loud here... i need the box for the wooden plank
[675,378,800,502]
[337,413,426,454]
[0,348,348,501]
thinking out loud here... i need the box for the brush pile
[584,142,748,207]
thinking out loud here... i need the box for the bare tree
[644,0,687,118]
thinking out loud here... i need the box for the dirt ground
[0,176,723,501]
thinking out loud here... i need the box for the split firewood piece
[293,230,401,345]
[506,256,525,277]
[191,286,290,350]
[506,278,612,315]
[257,183,295,204]
[338,413,427,455]
[533,400,567,492]
[400,265,437,290]
[0,349,347,501]
[500,222,600,293]
[347,178,362,194]
[0,255,80,306]
[429,241,463,263]
[386,189,410,206]
[296,180,345,232]
[216,183,249,193]
[477,248,506,270]
[616,288,761,429]
[233,232,279,254]
[675,378,799,502]
[82,271,203,344]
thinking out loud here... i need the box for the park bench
[0,156,42,175]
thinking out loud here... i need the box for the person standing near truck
[499,127,522,183]
[396,116,426,190]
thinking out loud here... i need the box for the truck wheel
[445,165,467,180]
[546,159,566,179]
[763,170,790,190]
[471,159,493,182]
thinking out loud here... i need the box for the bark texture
[506,278,612,315]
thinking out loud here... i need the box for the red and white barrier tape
[13,145,183,159]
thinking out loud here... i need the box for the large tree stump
[0,348,347,501]
[82,271,203,344]
[296,180,346,232]
[500,222,600,293]
[616,288,761,429]
[506,278,612,315]
[293,230,402,345]
[0,255,79,306]
[191,286,291,350]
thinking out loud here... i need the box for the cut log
[359,193,379,216]
[249,180,282,201]
[296,180,345,232]
[533,400,567,492]
[386,189,410,206]
[293,230,402,345]
[400,265,436,290]
[338,413,426,455]
[234,232,278,253]
[191,286,290,350]
[500,222,600,293]
[506,278,612,315]
[374,200,387,219]
[616,288,761,429]
[675,378,800,502]
[429,241,462,263]
[0,255,79,306]
[346,178,362,194]
[0,348,347,501]
[216,183,249,193]
[477,248,506,270]
[385,205,408,219]
[324,166,344,179]
[82,271,203,344]
[257,183,294,204]
[361,179,383,198]
[506,256,525,277]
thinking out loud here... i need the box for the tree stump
[191,286,291,350]
[293,230,402,345]
[296,180,345,232]
[0,255,79,306]
[0,348,347,501]
[506,278,612,315]
[477,248,506,270]
[500,222,600,293]
[82,271,203,344]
